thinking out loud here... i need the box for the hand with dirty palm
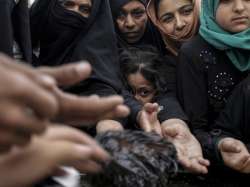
[161,120,210,174]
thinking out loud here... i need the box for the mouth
[124,32,140,38]
[232,16,248,22]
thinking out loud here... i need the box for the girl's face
[61,0,92,18]
[127,72,156,105]
[116,1,148,44]
[157,0,194,37]
[216,0,250,33]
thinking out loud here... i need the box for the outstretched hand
[0,125,110,187]
[38,62,130,125]
[161,120,210,174]
[218,137,250,173]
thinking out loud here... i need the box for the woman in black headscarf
[30,0,122,97]
[0,0,32,62]
[109,0,165,55]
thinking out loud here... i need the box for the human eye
[79,5,91,15]
[138,88,152,97]
[161,14,174,23]
[117,11,127,21]
[180,5,193,15]
[131,9,145,19]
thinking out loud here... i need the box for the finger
[0,54,57,90]
[38,62,91,87]
[73,160,103,173]
[0,129,31,150]
[221,141,241,153]
[0,101,48,134]
[54,91,125,121]
[143,103,159,113]
[43,126,111,162]
[140,111,153,132]
[198,157,210,167]
[189,159,208,174]
[162,126,178,138]
[99,105,130,120]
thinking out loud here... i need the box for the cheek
[215,7,230,28]
[135,15,148,30]
[185,14,195,27]
[116,19,124,31]
[161,22,175,34]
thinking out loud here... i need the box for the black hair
[120,46,169,96]
[154,0,162,19]
[83,130,178,187]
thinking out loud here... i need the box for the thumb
[162,126,179,138]
[220,140,241,153]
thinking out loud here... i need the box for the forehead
[74,0,92,5]
[127,72,152,87]
[159,0,192,12]
[122,1,145,12]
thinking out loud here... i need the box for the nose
[175,15,186,31]
[124,14,136,29]
[233,0,245,13]
[135,94,144,104]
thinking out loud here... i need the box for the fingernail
[76,63,91,75]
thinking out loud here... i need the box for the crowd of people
[0,0,250,186]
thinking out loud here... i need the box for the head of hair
[119,46,168,95]
[83,130,178,187]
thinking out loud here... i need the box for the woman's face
[216,0,250,33]
[157,0,194,37]
[127,72,156,105]
[116,1,148,44]
[61,0,92,18]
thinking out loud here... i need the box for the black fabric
[177,34,249,177]
[0,0,32,62]
[30,0,122,96]
[109,0,165,55]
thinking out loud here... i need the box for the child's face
[157,0,194,37]
[216,0,250,33]
[127,72,156,105]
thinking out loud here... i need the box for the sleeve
[213,75,250,161]
[155,55,188,123]
[122,89,143,128]
[177,46,217,162]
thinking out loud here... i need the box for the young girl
[177,0,250,178]
[147,0,200,55]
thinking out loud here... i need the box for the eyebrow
[159,4,193,20]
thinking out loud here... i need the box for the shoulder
[180,34,210,56]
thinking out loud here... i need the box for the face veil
[31,0,122,93]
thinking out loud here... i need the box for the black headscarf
[31,0,122,94]
[109,0,165,54]
[0,0,32,62]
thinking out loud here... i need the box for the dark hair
[120,46,169,96]
[154,0,162,19]
[83,130,178,187]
